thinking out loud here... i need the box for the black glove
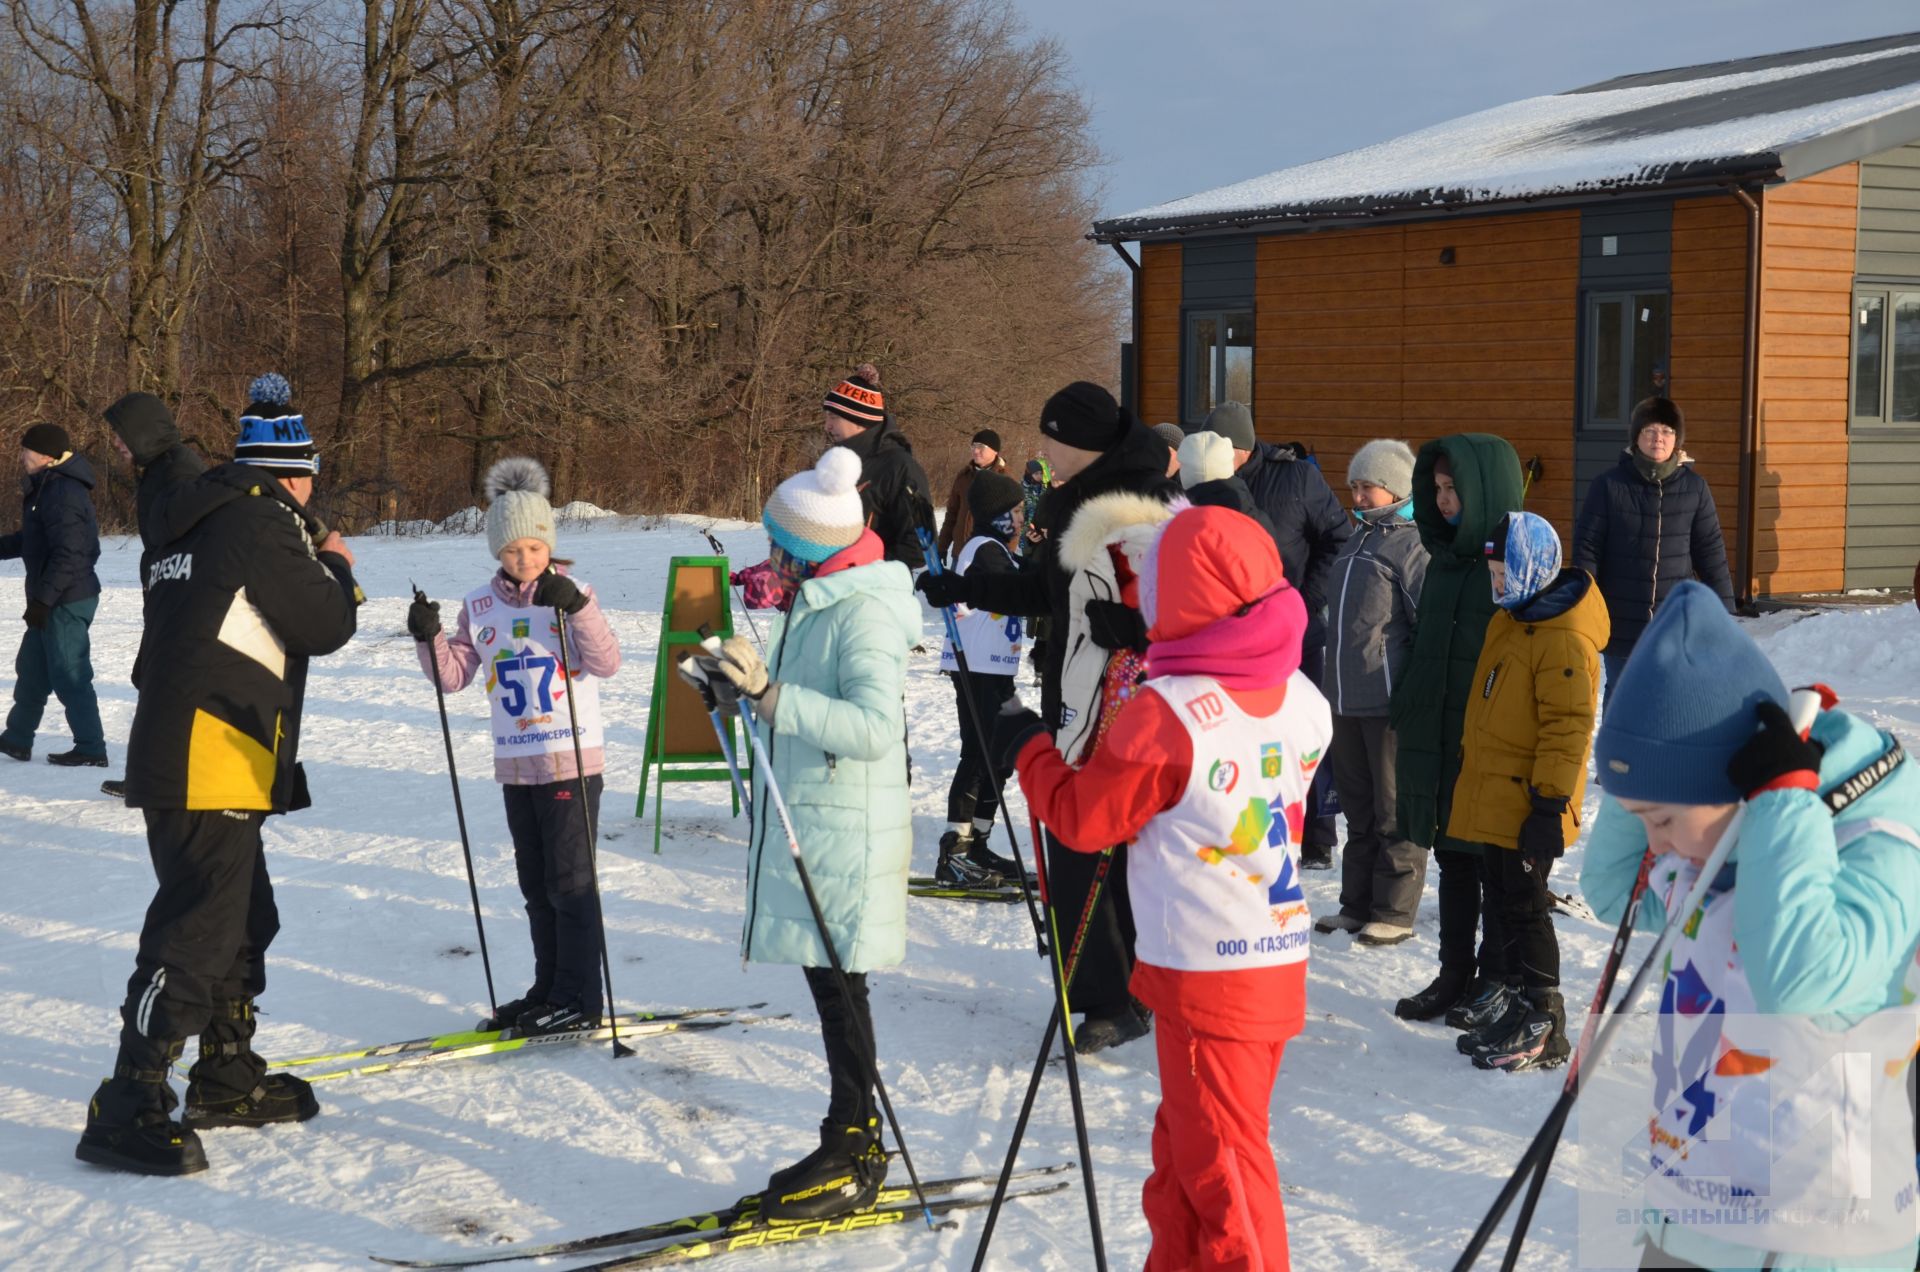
[406,593,441,642]
[533,571,588,615]
[916,569,970,609]
[1726,699,1824,800]
[1085,599,1148,653]
[1517,792,1568,869]
[990,697,1048,773]
[23,599,49,629]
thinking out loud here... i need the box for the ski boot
[479,987,549,1031]
[761,1118,888,1222]
[934,831,1001,887]
[1472,988,1570,1072]
[515,1000,601,1036]
[1393,964,1472,1021]
[964,828,1025,881]
[184,999,319,1128]
[1457,986,1531,1057]
[1445,977,1518,1032]
[76,1034,208,1176]
[1075,1001,1151,1055]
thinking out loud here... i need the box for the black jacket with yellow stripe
[125,464,361,812]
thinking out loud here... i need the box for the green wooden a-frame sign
[636,555,749,853]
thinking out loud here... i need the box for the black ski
[371,1163,1075,1268]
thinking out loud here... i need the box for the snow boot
[478,988,549,1031]
[761,1119,887,1222]
[1394,964,1472,1021]
[1074,1002,1151,1055]
[1355,921,1414,946]
[1313,913,1363,935]
[102,778,128,799]
[76,1035,208,1176]
[48,748,109,768]
[1472,988,1570,1072]
[934,831,1001,887]
[515,1000,601,1036]
[1445,977,1518,1032]
[1299,846,1335,871]
[0,740,28,762]
[185,1000,319,1128]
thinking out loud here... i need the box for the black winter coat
[1570,453,1735,655]
[0,455,101,609]
[125,464,360,813]
[837,418,936,569]
[1234,442,1352,648]
[105,391,207,556]
[1184,475,1279,543]
[966,421,1176,728]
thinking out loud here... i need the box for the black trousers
[1299,641,1338,852]
[803,965,876,1130]
[1481,846,1559,989]
[121,809,278,1043]
[1045,829,1135,1018]
[1435,846,1505,978]
[946,670,1016,826]
[502,775,606,1012]
[1331,714,1426,926]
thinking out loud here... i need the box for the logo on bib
[1185,692,1227,729]
[1260,742,1283,779]
[477,626,496,647]
[471,594,494,616]
[1208,760,1239,793]
[512,618,530,639]
[1301,747,1323,776]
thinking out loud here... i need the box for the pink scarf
[1144,585,1305,690]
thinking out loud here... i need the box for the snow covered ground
[2,516,1915,1271]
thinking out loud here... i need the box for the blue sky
[1013,1,1920,223]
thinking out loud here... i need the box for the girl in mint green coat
[681,446,922,1223]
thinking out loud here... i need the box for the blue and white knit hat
[235,372,317,476]
[763,447,865,564]
[1488,511,1560,609]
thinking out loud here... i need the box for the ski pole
[1453,686,1821,1270]
[701,528,765,652]
[914,526,1047,951]
[552,598,634,1060]
[414,583,498,1020]
[694,634,752,823]
[730,694,941,1231]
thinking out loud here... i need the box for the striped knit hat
[823,363,886,429]
[235,371,318,476]
[763,447,866,563]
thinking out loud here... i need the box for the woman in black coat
[1570,396,1735,704]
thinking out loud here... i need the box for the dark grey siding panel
[1575,202,1672,523]
[1181,238,1256,307]
[1843,436,1920,588]
[1856,141,1920,278]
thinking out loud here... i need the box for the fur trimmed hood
[1055,490,1174,576]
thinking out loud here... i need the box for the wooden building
[1093,32,1920,599]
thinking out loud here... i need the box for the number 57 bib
[466,584,605,760]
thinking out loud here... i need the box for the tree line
[0,0,1120,529]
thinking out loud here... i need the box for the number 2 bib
[465,584,605,761]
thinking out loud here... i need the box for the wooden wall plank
[1139,242,1181,425]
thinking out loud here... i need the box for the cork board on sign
[637,554,747,846]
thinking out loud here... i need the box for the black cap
[971,429,1003,453]
[968,470,1023,526]
[22,423,70,460]
[1039,382,1122,452]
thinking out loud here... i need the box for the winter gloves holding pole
[407,572,587,643]
[678,635,780,724]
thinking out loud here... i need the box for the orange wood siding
[1670,195,1749,563]
[1756,166,1857,594]
[1138,242,1181,426]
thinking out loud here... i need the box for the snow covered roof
[1092,31,1920,242]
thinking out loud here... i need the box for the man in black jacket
[77,410,362,1177]
[1194,402,1352,867]
[0,423,106,766]
[100,391,209,799]
[919,381,1174,1053]
[821,363,935,569]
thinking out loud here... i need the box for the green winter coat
[743,559,922,973]
[1389,434,1525,852]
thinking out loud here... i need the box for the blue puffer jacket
[1581,707,1920,1271]
[0,454,101,608]
[743,558,922,973]
[1571,452,1735,655]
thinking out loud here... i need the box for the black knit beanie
[971,428,1003,453]
[22,423,70,460]
[967,470,1023,526]
[1039,381,1123,452]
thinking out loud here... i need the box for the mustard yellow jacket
[1446,570,1609,850]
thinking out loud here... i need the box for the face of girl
[1349,479,1395,510]
[1434,470,1461,520]
[499,537,551,583]
[1619,799,1740,864]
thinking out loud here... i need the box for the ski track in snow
[2,519,1914,1270]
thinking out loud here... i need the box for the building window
[1185,309,1253,425]
[1852,288,1920,425]
[1583,290,1669,431]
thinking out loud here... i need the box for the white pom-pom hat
[483,456,556,558]
[763,447,866,563]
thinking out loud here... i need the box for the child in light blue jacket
[1581,581,1920,1271]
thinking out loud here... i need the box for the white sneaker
[1312,913,1363,935]
[1355,921,1414,946]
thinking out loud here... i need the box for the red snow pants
[1143,1012,1291,1272]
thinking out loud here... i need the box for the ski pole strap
[1825,735,1905,814]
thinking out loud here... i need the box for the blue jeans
[3,594,105,755]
